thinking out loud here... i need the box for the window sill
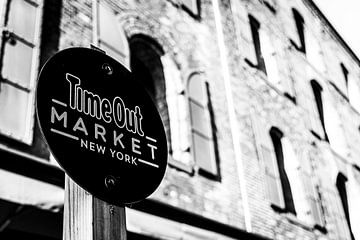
[329,82,349,102]
[271,204,323,233]
[0,143,64,187]
[180,3,201,21]
[310,130,322,141]
[168,158,194,176]
[245,58,297,105]
[314,224,327,234]
[284,213,314,232]
[288,39,305,54]
[198,168,221,182]
[263,1,276,14]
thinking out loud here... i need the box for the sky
[313,0,360,59]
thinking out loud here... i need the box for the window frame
[188,72,220,181]
[180,0,200,19]
[269,127,296,214]
[310,80,328,141]
[336,173,355,240]
[245,14,266,73]
[290,8,306,53]
[0,0,43,144]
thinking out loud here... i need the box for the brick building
[0,0,359,239]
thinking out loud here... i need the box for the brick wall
[56,0,360,239]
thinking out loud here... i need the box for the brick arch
[120,13,182,66]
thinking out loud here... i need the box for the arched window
[161,55,192,168]
[246,15,266,73]
[129,35,171,151]
[347,165,360,239]
[290,8,305,53]
[246,15,294,96]
[336,173,355,240]
[269,127,295,213]
[188,73,219,178]
[282,138,312,222]
[310,80,327,140]
[252,121,324,224]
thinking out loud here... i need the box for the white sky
[313,0,360,58]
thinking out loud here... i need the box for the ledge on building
[132,198,271,240]
[0,144,64,187]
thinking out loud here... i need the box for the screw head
[105,175,117,190]
[102,63,113,75]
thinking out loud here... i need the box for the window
[161,55,192,171]
[282,138,317,223]
[347,166,360,239]
[336,173,355,240]
[260,29,282,89]
[245,15,295,98]
[310,80,327,140]
[290,8,305,53]
[245,15,266,73]
[305,30,325,73]
[188,73,219,178]
[94,1,129,68]
[323,101,348,158]
[341,63,349,94]
[0,0,42,144]
[269,128,295,213]
[129,35,171,151]
[347,73,360,113]
[329,63,348,99]
[252,120,324,224]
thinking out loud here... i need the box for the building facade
[0,0,359,239]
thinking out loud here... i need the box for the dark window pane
[292,8,305,52]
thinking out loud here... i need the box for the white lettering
[80,139,88,148]
[147,143,157,160]
[73,117,88,136]
[89,141,95,151]
[110,148,116,157]
[132,138,141,155]
[94,123,106,143]
[113,131,125,149]
[96,144,106,154]
[51,107,67,128]
[66,73,144,136]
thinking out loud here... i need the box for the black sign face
[36,47,168,205]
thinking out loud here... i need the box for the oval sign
[36,47,168,205]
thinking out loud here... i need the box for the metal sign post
[36,47,168,239]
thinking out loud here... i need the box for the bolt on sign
[36,47,168,205]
